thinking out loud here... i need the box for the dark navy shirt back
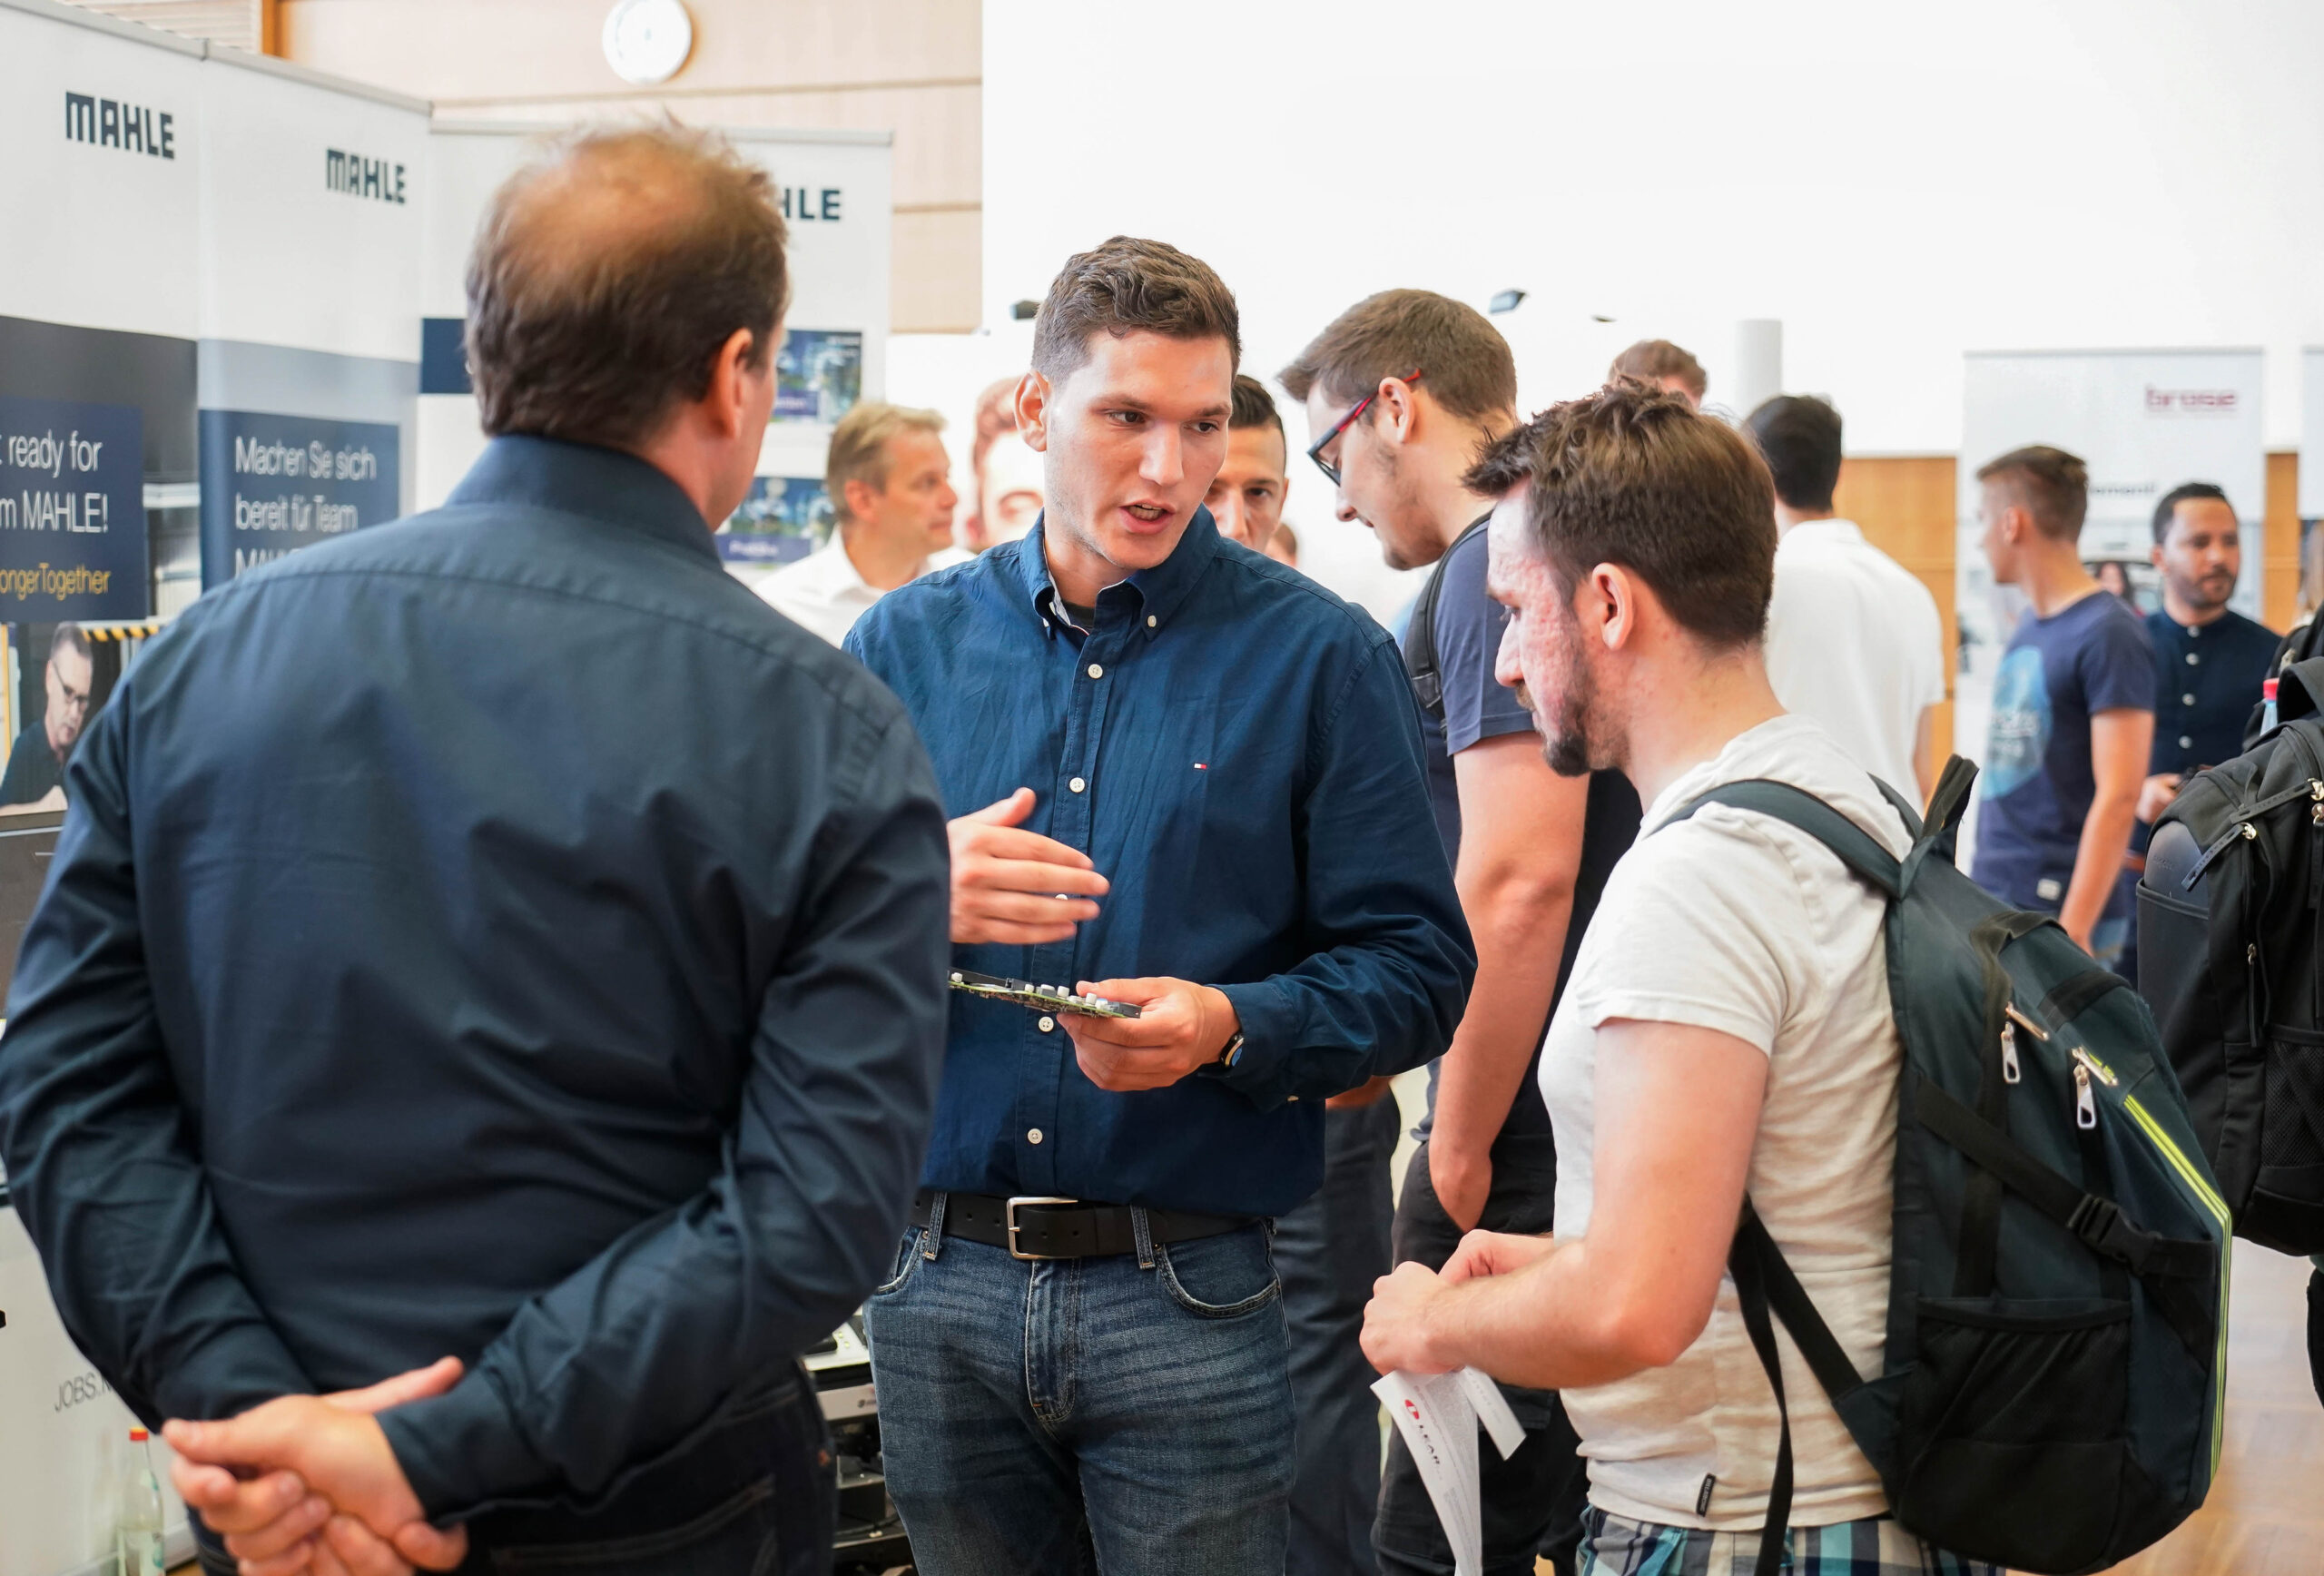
[847,513,1473,1218]
[0,438,951,1517]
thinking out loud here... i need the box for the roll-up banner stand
[2299,350,2324,596]
[1955,350,2266,826]
[419,123,892,584]
[196,51,426,597]
[0,5,200,1565]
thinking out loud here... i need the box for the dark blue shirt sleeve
[1206,633,1473,1107]
[1438,531,1532,757]
[379,710,950,1516]
[0,694,317,1426]
[2081,605,2157,716]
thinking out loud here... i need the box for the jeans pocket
[489,1477,779,1575]
[1156,1226,1280,1317]
[870,1226,923,1296]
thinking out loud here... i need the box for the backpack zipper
[2073,1061,2098,1128]
[2000,1020,2021,1084]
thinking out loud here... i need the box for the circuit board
[948,970,1142,1019]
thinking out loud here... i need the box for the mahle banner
[0,393,152,621]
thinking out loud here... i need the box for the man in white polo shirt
[757,400,968,645]
[1748,394,1945,802]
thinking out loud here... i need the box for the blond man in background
[758,400,969,645]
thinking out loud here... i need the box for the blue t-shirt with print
[1972,588,2155,916]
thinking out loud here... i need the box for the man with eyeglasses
[1283,291,1640,1576]
[0,622,94,811]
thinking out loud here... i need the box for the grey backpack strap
[1668,778,1903,901]
[1402,517,1491,725]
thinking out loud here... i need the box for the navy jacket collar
[1006,507,1222,637]
[448,436,723,566]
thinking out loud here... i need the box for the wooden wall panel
[279,0,982,331]
[2263,449,2300,633]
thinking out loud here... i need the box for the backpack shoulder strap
[1401,517,1490,725]
[1729,1201,1874,1576]
[1668,778,1904,901]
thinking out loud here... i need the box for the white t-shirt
[755,537,970,646]
[1763,519,1945,798]
[1540,714,1908,1532]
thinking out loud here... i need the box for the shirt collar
[1007,507,1224,640]
[1780,517,1866,547]
[448,436,723,566]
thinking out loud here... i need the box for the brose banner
[0,394,151,620]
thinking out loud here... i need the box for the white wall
[983,0,2324,457]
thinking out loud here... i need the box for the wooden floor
[1534,1246,2323,1576]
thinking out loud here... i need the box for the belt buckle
[1005,1196,1078,1261]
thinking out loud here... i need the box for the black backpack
[1671,762,2229,1576]
[2139,655,2324,1256]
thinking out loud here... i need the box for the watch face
[602,0,694,85]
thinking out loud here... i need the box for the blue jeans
[193,1366,833,1576]
[863,1203,1295,1575]
[1274,1097,1400,1576]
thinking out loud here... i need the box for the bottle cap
[129,1427,149,1442]
[2265,678,2280,699]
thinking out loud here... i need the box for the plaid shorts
[1579,1507,2004,1576]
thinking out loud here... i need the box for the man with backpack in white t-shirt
[1360,383,2002,1574]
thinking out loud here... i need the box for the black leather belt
[913,1189,1251,1261]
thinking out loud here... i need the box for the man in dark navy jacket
[0,126,950,1576]
[845,237,1472,1575]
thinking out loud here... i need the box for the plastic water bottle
[117,1427,166,1576]
[2262,676,2280,734]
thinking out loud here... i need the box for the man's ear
[2150,542,2167,572]
[1592,563,1642,652]
[843,477,879,525]
[1375,375,1421,445]
[706,327,757,439]
[1016,371,1052,455]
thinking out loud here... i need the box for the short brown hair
[467,124,790,448]
[1230,374,1282,438]
[1464,383,1775,649]
[1030,237,1239,384]
[1609,340,1706,402]
[1279,290,1516,426]
[1976,445,2088,541]
[825,402,945,525]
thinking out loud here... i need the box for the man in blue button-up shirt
[0,127,950,1575]
[847,238,1472,1574]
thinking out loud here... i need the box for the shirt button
[2180,735,2194,749]
[2182,694,2197,706]
[2186,653,2201,665]
[1088,663,1105,679]
[1028,1128,1044,1145]
[1038,1015,1055,1033]
[1069,776,1087,793]
[1147,616,1157,628]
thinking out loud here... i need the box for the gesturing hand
[1063,977,1238,1092]
[949,788,1109,945]
[166,1358,471,1576]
